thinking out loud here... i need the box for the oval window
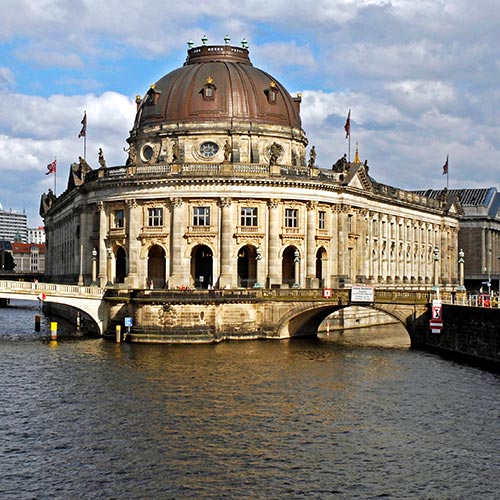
[142,144,154,161]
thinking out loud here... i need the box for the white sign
[432,299,442,320]
[351,285,374,303]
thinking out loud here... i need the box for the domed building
[42,39,462,297]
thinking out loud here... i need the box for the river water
[1,300,499,500]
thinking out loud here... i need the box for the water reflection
[1,301,499,499]
[319,323,411,348]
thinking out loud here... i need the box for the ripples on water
[1,300,499,499]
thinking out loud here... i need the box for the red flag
[344,109,351,139]
[442,155,449,175]
[46,159,57,175]
[78,111,87,138]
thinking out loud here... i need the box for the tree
[0,250,16,271]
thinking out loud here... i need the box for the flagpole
[54,156,57,196]
[345,109,351,162]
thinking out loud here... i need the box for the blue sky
[1,0,499,226]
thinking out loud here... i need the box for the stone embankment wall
[415,304,500,370]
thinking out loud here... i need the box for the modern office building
[28,226,46,244]
[0,207,28,243]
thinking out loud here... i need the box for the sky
[1,0,499,227]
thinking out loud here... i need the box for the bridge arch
[276,302,424,344]
[0,287,105,334]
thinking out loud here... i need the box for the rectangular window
[241,207,258,227]
[347,214,353,232]
[193,207,210,226]
[285,208,298,228]
[114,209,124,228]
[148,207,163,227]
[318,211,325,230]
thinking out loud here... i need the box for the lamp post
[432,246,439,295]
[106,247,112,286]
[457,248,465,292]
[253,247,263,288]
[293,249,300,288]
[91,248,97,286]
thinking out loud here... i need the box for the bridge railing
[0,280,104,298]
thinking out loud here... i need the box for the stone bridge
[0,280,105,333]
[0,281,431,341]
[105,288,431,344]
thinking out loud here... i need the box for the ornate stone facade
[41,42,462,291]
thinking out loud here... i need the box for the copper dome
[134,44,303,131]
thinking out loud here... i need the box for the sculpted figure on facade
[124,143,137,166]
[98,148,107,169]
[332,154,348,173]
[172,140,179,162]
[269,142,282,165]
[223,140,232,161]
[307,145,316,168]
[39,188,57,215]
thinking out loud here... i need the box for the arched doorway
[282,246,298,287]
[147,245,166,288]
[316,247,327,287]
[115,246,127,284]
[237,245,257,288]
[191,245,213,289]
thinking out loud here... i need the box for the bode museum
[41,39,462,299]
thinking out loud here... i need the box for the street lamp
[91,247,97,286]
[293,249,300,288]
[457,248,465,292]
[253,247,263,288]
[106,247,112,286]
[432,246,439,294]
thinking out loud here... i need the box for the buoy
[115,325,121,343]
[326,320,330,336]
[50,321,58,340]
[35,315,41,332]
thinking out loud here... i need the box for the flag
[344,109,351,139]
[78,111,87,138]
[442,155,449,175]
[46,159,57,175]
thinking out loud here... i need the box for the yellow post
[115,325,121,343]
[50,322,58,340]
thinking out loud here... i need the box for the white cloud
[0,67,15,90]
[1,0,500,224]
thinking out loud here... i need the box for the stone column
[77,208,86,285]
[306,201,318,288]
[169,197,185,288]
[97,202,108,287]
[330,205,340,287]
[266,199,280,288]
[125,199,140,288]
[218,197,233,288]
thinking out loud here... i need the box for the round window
[200,141,219,158]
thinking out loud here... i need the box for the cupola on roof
[133,37,303,132]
